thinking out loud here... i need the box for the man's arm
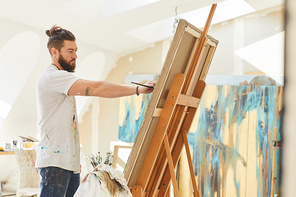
[68,79,156,98]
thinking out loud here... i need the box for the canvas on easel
[124,4,218,196]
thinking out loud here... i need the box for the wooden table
[0,151,15,155]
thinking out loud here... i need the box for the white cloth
[36,65,81,173]
[74,164,132,197]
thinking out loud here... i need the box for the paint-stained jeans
[39,167,80,197]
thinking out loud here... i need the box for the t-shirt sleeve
[45,70,80,95]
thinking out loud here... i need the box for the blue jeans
[39,167,80,197]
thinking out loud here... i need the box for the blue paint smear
[119,94,152,142]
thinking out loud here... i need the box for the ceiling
[0,0,284,54]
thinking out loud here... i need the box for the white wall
[208,6,284,76]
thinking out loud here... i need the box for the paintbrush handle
[131,82,154,89]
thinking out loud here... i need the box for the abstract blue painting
[118,85,282,197]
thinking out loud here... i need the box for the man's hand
[138,81,157,94]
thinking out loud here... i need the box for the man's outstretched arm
[68,79,156,98]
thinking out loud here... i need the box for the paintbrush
[131,81,154,89]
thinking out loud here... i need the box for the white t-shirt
[36,65,80,173]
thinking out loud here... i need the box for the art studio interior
[0,0,295,197]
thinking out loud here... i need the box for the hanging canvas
[119,84,282,197]
[179,85,282,197]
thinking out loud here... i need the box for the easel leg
[164,134,180,197]
[182,130,200,197]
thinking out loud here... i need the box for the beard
[58,54,76,73]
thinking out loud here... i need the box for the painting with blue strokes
[118,93,152,142]
[118,85,282,197]
[186,85,282,197]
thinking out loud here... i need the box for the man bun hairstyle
[46,25,76,55]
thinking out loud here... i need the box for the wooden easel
[131,74,205,197]
[129,4,217,197]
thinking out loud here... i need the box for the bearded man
[36,25,156,197]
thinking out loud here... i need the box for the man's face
[58,40,78,72]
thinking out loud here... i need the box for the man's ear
[51,48,58,56]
